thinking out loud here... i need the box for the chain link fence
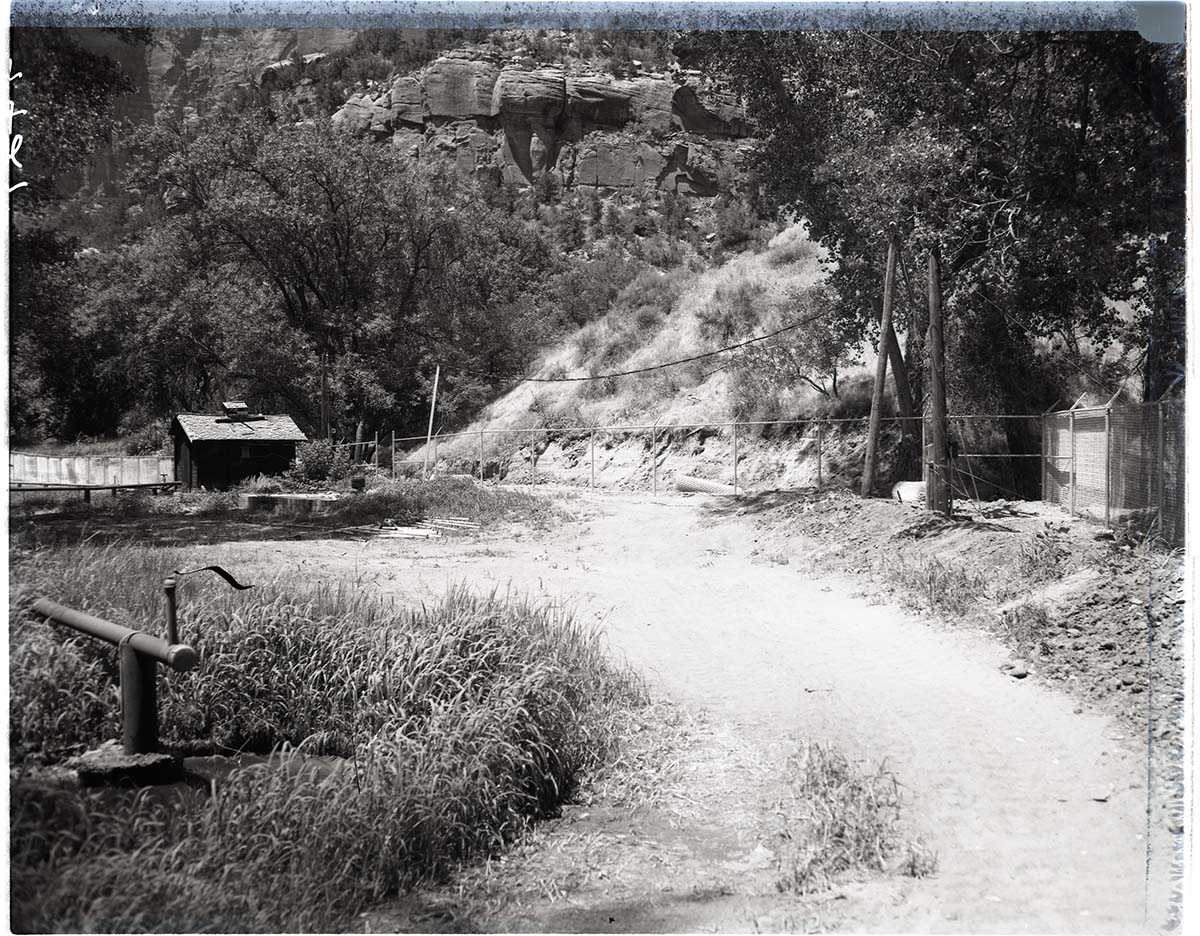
[383,414,1040,500]
[336,401,1182,545]
[1043,399,1185,545]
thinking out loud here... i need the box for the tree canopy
[87,116,558,440]
[681,31,1185,407]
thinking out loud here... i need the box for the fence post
[531,431,536,486]
[1040,414,1047,502]
[590,431,596,489]
[732,422,739,496]
[479,430,485,483]
[391,431,396,482]
[1158,401,1166,535]
[652,427,658,495]
[1069,409,1077,517]
[373,431,379,467]
[1104,406,1112,527]
[816,421,823,488]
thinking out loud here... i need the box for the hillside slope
[418,225,905,493]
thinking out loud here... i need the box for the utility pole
[319,322,331,441]
[927,247,951,516]
[423,365,440,479]
[861,231,899,497]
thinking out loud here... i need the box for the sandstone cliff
[330,50,750,194]
[57,29,749,199]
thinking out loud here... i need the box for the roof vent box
[217,400,264,422]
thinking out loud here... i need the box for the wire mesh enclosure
[1042,399,1184,545]
[378,400,1183,546]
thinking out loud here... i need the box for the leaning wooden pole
[424,365,440,479]
[927,247,952,516]
[886,321,916,432]
[861,233,899,497]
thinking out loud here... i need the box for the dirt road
[230,491,1171,932]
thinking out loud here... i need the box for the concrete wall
[9,452,175,486]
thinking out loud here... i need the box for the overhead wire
[455,305,835,384]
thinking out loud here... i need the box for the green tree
[122,115,555,438]
[8,28,152,440]
[682,31,1185,407]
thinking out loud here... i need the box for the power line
[512,307,833,383]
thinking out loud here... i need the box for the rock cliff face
[65,27,359,192]
[59,30,749,198]
[331,51,750,194]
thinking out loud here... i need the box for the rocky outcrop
[424,56,501,118]
[58,31,750,199]
[331,54,750,194]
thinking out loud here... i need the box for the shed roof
[172,413,308,444]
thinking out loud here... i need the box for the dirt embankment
[741,490,1184,734]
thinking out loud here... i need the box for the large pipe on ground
[675,476,736,496]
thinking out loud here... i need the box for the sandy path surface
[237,491,1169,932]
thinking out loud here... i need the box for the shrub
[118,412,170,456]
[698,279,766,345]
[237,473,283,495]
[287,440,353,486]
[767,233,820,269]
[714,197,763,251]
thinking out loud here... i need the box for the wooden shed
[171,403,308,490]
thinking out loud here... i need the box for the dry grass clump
[999,601,1055,661]
[10,546,646,931]
[1014,526,1071,582]
[775,743,936,894]
[880,553,993,619]
[696,279,768,345]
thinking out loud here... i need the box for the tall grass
[10,544,645,931]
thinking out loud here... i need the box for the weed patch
[774,743,935,894]
[881,554,992,619]
[1014,526,1071,583]
[999,601,1055,661]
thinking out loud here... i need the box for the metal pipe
[479,429,485,483]
[163,577,178,645]
[30,596,198,672]
[590,431,595,489]
[119,637,158,755]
